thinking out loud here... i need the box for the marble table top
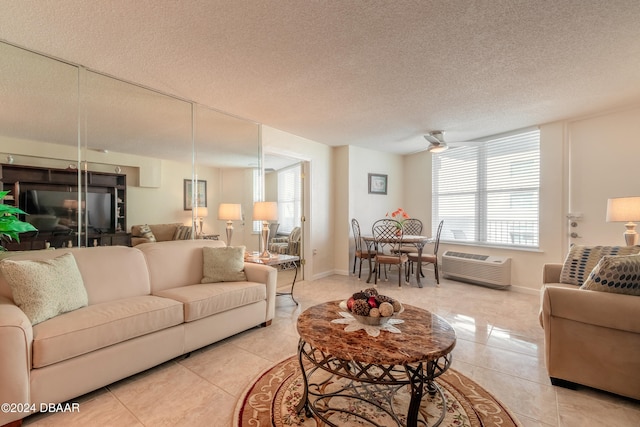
[297,300,456,365]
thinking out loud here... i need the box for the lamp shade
[253,201,278,221]
[218,203,242,221]
[606,197,640,222]
[194,206,208,218]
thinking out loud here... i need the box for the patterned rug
[234,355,521,426]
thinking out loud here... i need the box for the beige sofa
[539,263,640,399]
[130,223,190,246]
[0,239,276,426]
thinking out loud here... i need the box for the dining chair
[402,218,423,236]
[372,218,409,287]
[395,218,424,255]
[407,220,444,285]
[351,218,376,279]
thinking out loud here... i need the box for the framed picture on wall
[184,179,207,210]
[368,173,387,195]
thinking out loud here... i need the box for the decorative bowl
[339,300,403,326]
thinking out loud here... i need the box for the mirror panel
[82,70,194,244]
[195,105,261,249]
[0,42,82,249]
[0,42,78,149]
[0,40,262,250]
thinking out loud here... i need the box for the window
[432,129,540,248]
[277,163,302,234]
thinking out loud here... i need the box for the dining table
[362,234,434,288]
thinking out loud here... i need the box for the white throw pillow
[201,246,247,283]
[0,253,88,325]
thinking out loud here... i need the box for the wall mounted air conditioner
[441,251,511,289]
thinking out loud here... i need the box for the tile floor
[23,271,640,426]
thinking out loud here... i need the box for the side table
[244,253,300,305]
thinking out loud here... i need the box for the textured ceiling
[1,0,640,155]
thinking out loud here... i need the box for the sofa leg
[2,419,23,427]
[261,320,272,327]
[550,377,578,389]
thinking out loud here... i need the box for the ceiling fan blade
[423,134,441,144]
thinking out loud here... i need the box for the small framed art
[368,173,387,195]
[184,179,207,210]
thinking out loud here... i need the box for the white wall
[567,105,640,245]
[340,145,405,275]
[402,150,432,234]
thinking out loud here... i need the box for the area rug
[234,355,521,426]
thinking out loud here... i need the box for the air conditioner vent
[442,250,511,289]
[444,251,489,261]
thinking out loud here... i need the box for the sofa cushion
[140,239,226,293]
[173,225,193,240]
[154,281,266,322]
[137,224,157,242]
[559,245,640,285]
[580,254,640,296]
[31,295,183,368]
[0,253,88,325]
[201,246,247,283]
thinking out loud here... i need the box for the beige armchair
[540,262,640,399]
[269,226,301,255]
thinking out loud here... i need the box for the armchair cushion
[559,245,640,286]
[0,253,88,325]
[580,254,640,296]
[268,226,301,255]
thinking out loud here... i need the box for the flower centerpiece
[386,208,409,235]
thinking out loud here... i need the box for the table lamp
[194,206,208,238]
[606,196,640,246]
[218,203,242,246]
[253,201,278,258]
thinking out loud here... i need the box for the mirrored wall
[0,40,261,250]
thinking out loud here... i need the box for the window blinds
[432,129,540,248]
[277,163,302,234]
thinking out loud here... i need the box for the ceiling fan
[424,131,449,153]
[423,130,484,153]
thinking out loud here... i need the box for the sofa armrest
[543,263,562,284]
[243,263,278,321]
[541,286,640,333]
[0,297,33,425]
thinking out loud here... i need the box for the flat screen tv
[20,189,114,233]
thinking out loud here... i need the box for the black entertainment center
[0,164,130,250]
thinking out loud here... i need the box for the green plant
[0,190,37,249]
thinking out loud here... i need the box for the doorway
[264,153,307,281]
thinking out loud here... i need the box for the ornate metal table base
[275,259,299,305]
[297,340,453,427]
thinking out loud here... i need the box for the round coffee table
[296,300,456,427]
